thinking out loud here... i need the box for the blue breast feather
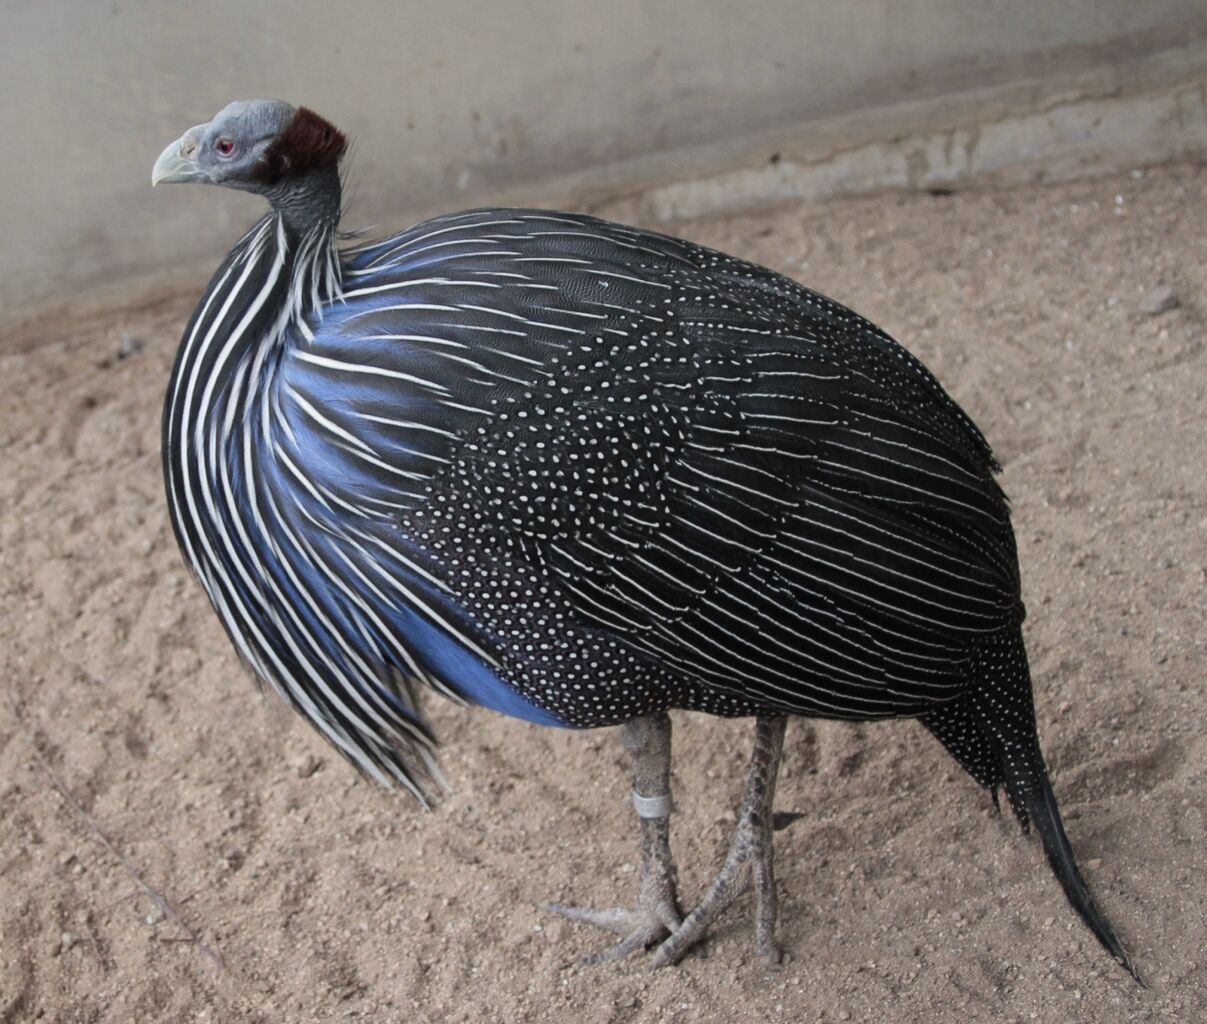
[262,225,573,728]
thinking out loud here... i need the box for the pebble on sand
[1138,286,1179,316]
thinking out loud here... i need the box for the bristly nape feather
[255,107,347,185]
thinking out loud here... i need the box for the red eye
[215,138,236,157]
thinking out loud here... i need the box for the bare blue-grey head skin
[150,100,1141,982]
[151,99,296,190]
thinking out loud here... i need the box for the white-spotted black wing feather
[292,210,1023,724]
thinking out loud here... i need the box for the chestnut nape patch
[255,107,347,184]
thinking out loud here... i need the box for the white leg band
[632,790,674,819]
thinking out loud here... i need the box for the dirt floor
[2,164,1204,1024]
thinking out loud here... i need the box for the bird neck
[263,164,342,238]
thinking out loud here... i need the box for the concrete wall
[3,1,1206,325]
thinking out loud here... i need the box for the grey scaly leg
[652,715,788,967]
[545,711,683,963]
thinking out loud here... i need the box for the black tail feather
[1014,766,1144,985]
[922,629,1142,984]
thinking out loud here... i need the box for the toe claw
[542,902,635,937]
[542,897,680,962]
[772,811,805,831]
[759,939,784,967]
[581,926,660,965]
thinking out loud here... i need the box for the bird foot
[651,716,788,969]
[545,715,791,969]
[544,891,682,964]
[546,715,684,964]
[649,812,781,968]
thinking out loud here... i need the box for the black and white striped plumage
[154,101,1137,980]
[166,206,1021,776]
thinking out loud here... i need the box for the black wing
[303,209,1022,720]
[446,212,1021,718]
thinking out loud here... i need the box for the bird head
[152,99,346,194]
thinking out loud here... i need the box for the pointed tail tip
[1120,952,1147,989]
[1104,921,1145,987]
[1100,923,1145,987]
[1017,772,1144,986]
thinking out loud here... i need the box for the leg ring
[632,790,673,819]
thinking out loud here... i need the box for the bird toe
[542,897,681,964]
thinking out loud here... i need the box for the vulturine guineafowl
[152,100,1139,980]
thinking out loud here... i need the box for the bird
[152,99,1139,980]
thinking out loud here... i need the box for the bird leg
[544,711,682,963]
[651,715,788,968]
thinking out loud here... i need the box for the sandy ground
[1,165,1204,1024]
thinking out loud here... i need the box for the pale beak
[151,126,208,186]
